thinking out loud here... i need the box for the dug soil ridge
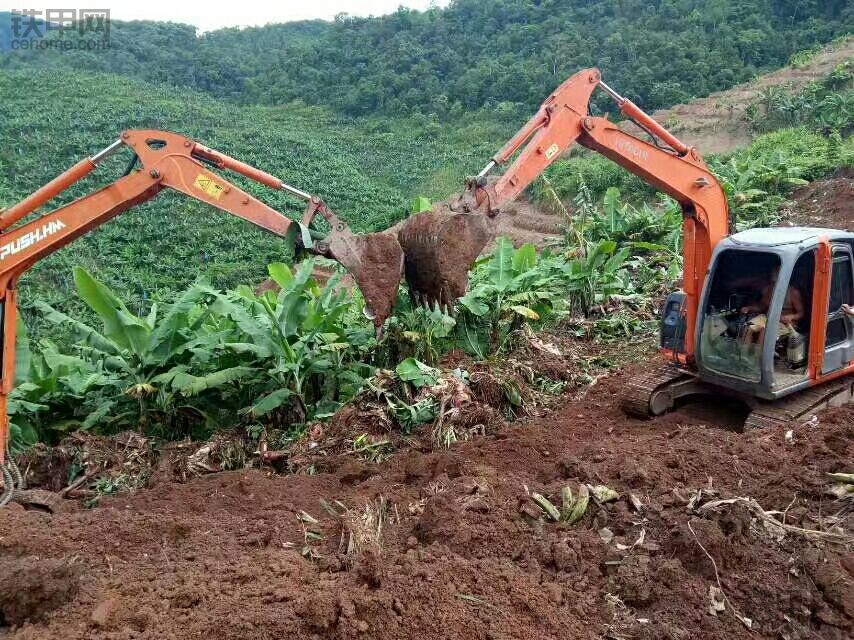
[622,36,854,155]
[1,368,851,639]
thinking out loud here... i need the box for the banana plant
[33,268,244,437]
[591,188,682,248]
[8,322,48,453]
[458,238,566,352]
[385,301,457,366]
[562,239,631,315]
[211,260,364,422]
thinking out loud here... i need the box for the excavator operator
[740,265,805,351]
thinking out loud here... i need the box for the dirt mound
[0,557,81,627]
[0,364,851,639]
[15,429,258,507]
[780,168,854,231]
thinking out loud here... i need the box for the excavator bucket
[322,225,404,331]
[397,203,492,309]
[301,198,490,329]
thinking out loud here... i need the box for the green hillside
[0,68,510,334]
[2,1,852,116]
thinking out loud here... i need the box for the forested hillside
[2,1,852,116]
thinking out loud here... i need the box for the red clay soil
[1,368,852,640]
[780,168,854,231]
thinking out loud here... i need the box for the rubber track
[620,364,692,418]
[744,376,854,430]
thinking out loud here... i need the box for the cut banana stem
[532,492,561,522]
[827,472,854,485]
[560,486,575,521]
[566,484,589,524]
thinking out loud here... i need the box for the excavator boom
[438,68,729,362]
[0,130,405,467]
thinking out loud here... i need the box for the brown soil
[495,199,563,249]
[621,36,854,155]
[398,206,492,307]
[1,366,851,639]
[326,229,403,331]
[427,186,563,253]
[780,168,854,231]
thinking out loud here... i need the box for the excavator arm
[0,130,403,467]
[454,68,729,364]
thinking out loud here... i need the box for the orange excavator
[0,130,426,486]
[2,69,853,500]
[405,68,853,429]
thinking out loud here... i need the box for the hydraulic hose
[0,463,15,507]
[7,459,23,489]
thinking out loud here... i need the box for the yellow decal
[194,174,225,200]
[544,143,560,160]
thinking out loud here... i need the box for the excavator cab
[695,228,854,400]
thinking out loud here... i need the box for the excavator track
[744,376,854,430]
[620,364,696,418]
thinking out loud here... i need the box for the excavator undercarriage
[621,364,854,430]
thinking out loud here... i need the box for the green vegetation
[787,33,851,68]
[9,207,673,453]
[712,127,853,228]
[531,153,654,207]
[2,8,853,459]
[746,62,853,135]
[3,2,852,117]
[0,68,510,339]
[11,261,373,451]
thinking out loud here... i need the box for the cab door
[822,244,854,374]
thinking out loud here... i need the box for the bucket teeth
[397,207,491,312]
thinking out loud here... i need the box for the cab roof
[728,227,853,247]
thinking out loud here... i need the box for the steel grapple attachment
[397,205,492,310]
